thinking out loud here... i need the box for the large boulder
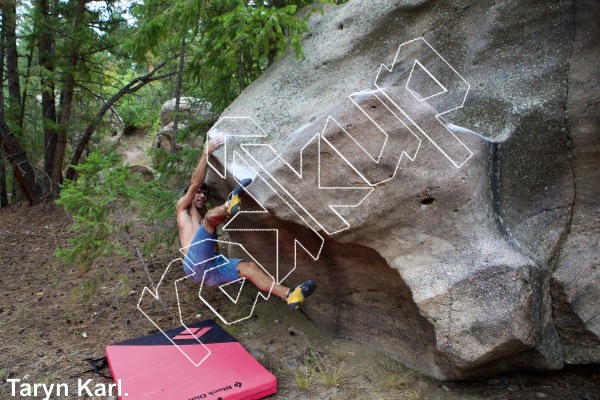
[550,0,600,364]
[154,98,214,155]
[204,0,599,380]
[159,97,213,126]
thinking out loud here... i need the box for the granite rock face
[152,98,215,155]
[204,0,599,380]
[160,97,212,126]
[550,0,600,365]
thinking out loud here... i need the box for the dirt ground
[1,203,599,400]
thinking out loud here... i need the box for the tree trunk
[270,0,286,8]
[19,49,35,131]
[147,49,154,73]
[2,0,21,133]
[0,11,41,205]
[0,154,7,207]
[1,5,9,207]
[50,0,85,197]
[171,33,186,152]
[37,0,59,180]
[0,120,43,205]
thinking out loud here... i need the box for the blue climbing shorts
[182,224,244,287]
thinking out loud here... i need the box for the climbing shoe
[287,280,317,311]
[227,178,252,216]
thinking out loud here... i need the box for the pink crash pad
[106,320,277,400]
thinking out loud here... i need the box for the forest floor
[1,202,599,400]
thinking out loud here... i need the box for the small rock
[273,319,279,323]
[287,326,303,336]
[535,392,548,398]
[441,384,450,391]
[418,381,431,390]
[81,331,88,338]
[251,350,264,359]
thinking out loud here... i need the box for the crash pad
[106,320,277,400]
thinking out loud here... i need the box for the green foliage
[119,95,158,131]
[5,0,140,197]
[194,2,309,111]
[55,149,180,280]
[128,0,346,114]
[56,151,134,274]
[294,367,314,390]
[108,70,164,131]
[74,267,112,300]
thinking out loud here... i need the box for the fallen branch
[114,203,168,313]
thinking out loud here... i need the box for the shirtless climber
[176,136,315,310]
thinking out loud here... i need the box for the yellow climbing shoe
[286,280,317,311]
[227,178,252,216]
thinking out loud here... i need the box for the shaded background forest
[0,0,345,202]
[1,0,346,277]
